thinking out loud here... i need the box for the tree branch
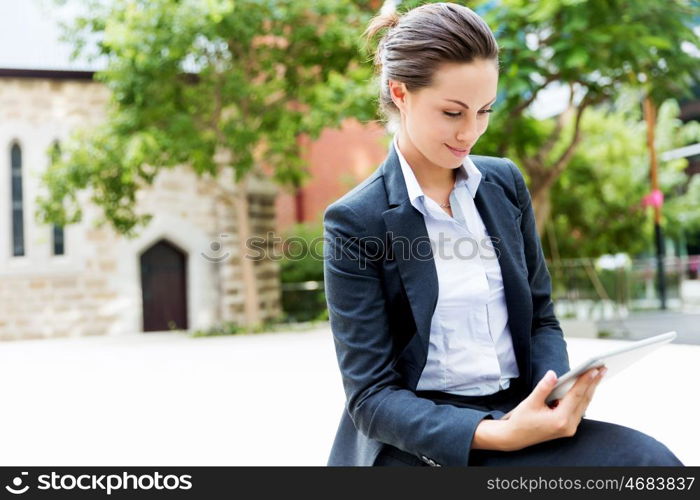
[497,72,560,155]
[537,82,577,162]
[511,72,561,117]
[550,95,590,178]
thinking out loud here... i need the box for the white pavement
[1,325,698,466]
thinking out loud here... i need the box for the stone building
[0,68,282,338]
[0,1,395,339]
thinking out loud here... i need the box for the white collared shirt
[393,134,519,396]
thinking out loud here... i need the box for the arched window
[10,143,24,257]
[50,141,64,255]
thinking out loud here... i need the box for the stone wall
[247,188,283,323]
[204,173,283,327]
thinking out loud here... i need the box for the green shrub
[278,221,327,322]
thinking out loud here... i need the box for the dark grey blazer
[322,142,570,467]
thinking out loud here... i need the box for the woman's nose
[456,121,479,144]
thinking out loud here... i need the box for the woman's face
[390,59,498,171]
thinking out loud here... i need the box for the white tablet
[545,331,677,405]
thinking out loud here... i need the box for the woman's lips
[446,144,470,157]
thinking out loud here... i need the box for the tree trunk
[531,184,552,237]
[233,173,262,328]
[524,163,561,237]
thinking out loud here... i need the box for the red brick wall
[275,118,389,233]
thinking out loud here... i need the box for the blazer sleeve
[323,202,505,466]
[504,159,571,390]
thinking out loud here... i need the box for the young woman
[322,2,683,467]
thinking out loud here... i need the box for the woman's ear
[388,80,407,111]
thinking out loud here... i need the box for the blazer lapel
[380,144,438,349]
[382,202,439,349]
[473,179,531,380]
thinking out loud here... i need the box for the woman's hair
[363,2,499,126]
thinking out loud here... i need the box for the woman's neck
[396,133,456,191]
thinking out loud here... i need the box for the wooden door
[140,240,188,331]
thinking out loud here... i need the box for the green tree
[36,0,700,283]
[38,0,379,327]
[438,0,699,232]
[546,94,700,259]
[492,0,699,231]
[40,0,378,232]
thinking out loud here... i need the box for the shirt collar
[392,134,481,210]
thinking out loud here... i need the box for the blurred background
[0,0,699,465]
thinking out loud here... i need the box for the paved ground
[1,324,698,466]
[596,310,700,345]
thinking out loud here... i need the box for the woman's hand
[472,367,607,452]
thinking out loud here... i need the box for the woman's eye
[443,109,494,118]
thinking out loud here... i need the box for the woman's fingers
[556,367,599,415]
[574,366,607,418]
[529,369,558,405]
[508,367,608,444]
[539,369,600,439]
